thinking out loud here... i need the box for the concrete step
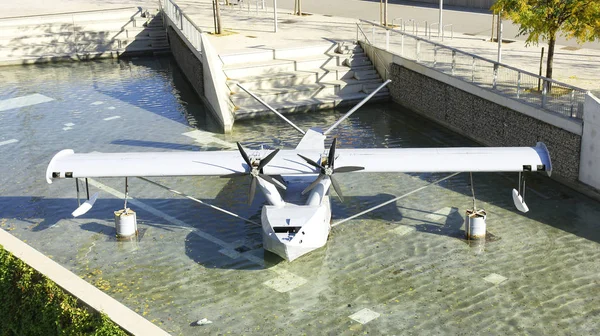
[231,78,385,106]
[233,91,390,120]
[226,65,379,92]
[0,8,147,27]
[0,16,161,38]
[335,43,364,55]
[220,43,340,66]
[0,41,170,65]
[0,37,165,57]
[223,53,370,78]
[0,28,166,47]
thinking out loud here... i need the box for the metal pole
[273,0,277,32]
[85,178,90,200]
[517,71,521,98]
[212,1,218,33]
[385,30,389,50]
[124,177,129,212]
[138,177,260,226]
[537,47,545,91]
[438,0,443,37]
[75,178,81,206]
[324,80,392,135]
[332,172,461,227]
[490,14,495,42]
[237,84,305,135]
[497,10,502,63]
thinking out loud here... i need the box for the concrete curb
[0,228,171,336]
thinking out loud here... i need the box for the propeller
[223,142,286,204]
[297,138,364,202]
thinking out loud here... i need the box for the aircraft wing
[46,142,551,183]
[332,142,552,175]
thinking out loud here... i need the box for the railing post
[451,50,456,75]
[401,34,404,56]
[570,89,575,117]
[433,46,437,67]
[416,40,420,62]
[493,63,498,90]
[471,57,475,83]
[541,80,548,108]
[385,30,390,51]
[517,71,521,98]
[372,26,375,45]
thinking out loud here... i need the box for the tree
[492,0,600,80]
[294,0,302,15]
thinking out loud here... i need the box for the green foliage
[0,245,127,336]
[492,0,600,45]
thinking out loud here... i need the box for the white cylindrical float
[465,209,486,240]
[114,208,137,240]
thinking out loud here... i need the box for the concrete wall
[165,20,234,132]
[580,94,600,189]
[387,57,582,181]
[167,27,204,97]
[199,34,234,132]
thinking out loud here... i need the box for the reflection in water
[1,56,599,335]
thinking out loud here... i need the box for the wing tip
[46,149,74,184]
[535,142,552,177]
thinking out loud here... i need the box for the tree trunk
[545,34,555,79]
[384,0,388,26]
[215,0,222,34]
[545,33,556,92]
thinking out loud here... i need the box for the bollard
[465,209,486,240]
[114,208,138,240]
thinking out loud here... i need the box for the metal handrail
[359,19,586,91]
[163,0,204,52]
[164,0,204,33]
[357,24,390,80]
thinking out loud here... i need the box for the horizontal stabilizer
[72,192,99,217]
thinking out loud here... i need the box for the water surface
[0,57,598,335]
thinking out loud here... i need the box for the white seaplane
[46,81,552,261]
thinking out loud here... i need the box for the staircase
[0,7,169,65]
[221,42,389,119]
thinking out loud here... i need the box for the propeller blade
[330,176,344,202]
[258,148,280,170]
[328,138,337,169]
[236,142,252,167]
[302,174,325,195]
[297,154,322,171]
[248,177,257,205]
[334,166,364,173]
[259,174,287,190]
